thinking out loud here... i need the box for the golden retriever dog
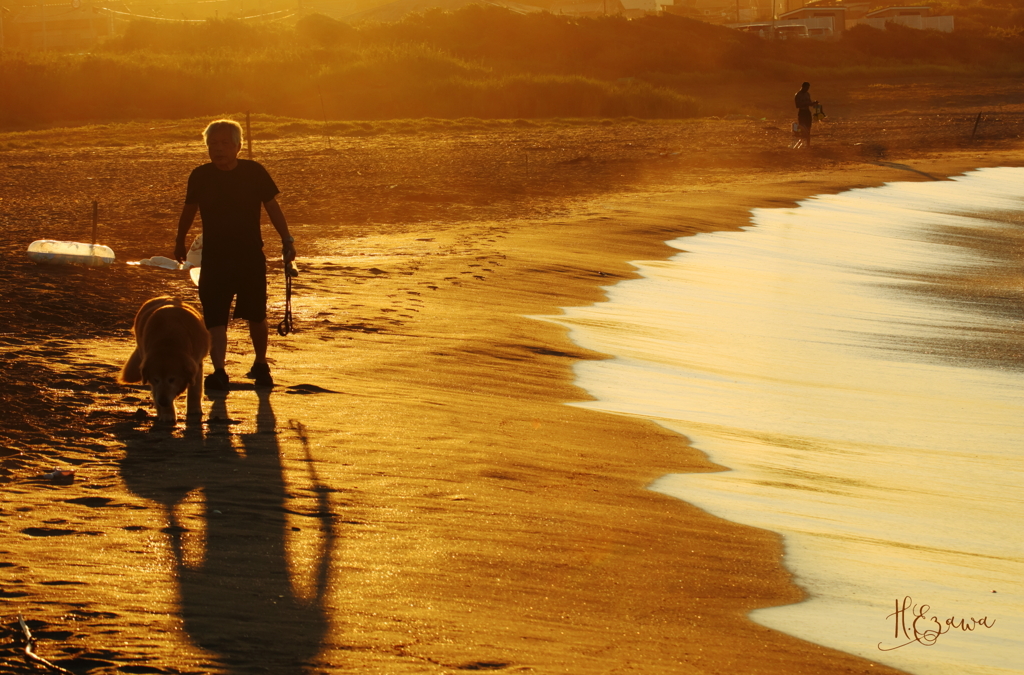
[119,296,210,423]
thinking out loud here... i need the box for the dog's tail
[119,348,143,384]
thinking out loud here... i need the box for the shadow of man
[118,392,334,674]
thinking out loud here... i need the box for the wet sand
[1,104,1022,672]
[556,167,1024,674]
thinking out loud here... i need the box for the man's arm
[264,197,296,262]
[174,203,199,262]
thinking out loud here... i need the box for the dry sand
[2,80,1023,673]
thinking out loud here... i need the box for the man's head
[203,119,243,171]
[801,82,811,91]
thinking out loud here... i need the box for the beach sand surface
[1,91,1022,673]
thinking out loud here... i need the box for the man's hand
[174,240,188,263]
[283,240,296,263]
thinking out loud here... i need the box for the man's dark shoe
[246,361,274,387]
[205,368,230,391]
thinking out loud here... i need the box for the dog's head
[142,360,196,408]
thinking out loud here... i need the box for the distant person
[174,119,296,390]
[794,81,818,148]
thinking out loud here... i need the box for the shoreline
[1,144,1022,672]
[553,157,1024,674]
[461,150,1024,673]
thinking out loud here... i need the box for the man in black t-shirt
[174,119,296,390]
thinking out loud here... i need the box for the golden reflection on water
[554,168,1024,675]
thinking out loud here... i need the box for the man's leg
[205,324,230,391]
[246,319,274,386]
[209,325,228,369]
[198,270,233,390]
[248,319,269,364]
[799,112,812,149]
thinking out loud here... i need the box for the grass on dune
[2,6,1023,129]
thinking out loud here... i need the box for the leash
[277,260,298,336]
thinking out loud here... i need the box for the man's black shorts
[197,260,267,328]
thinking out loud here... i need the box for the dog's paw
[155,412,178,425]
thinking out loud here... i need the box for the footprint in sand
[21,527,101,537]
[286,384,341,395]
[63,497,115,508]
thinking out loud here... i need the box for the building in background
[666,0,756,23]
[668,0,813,25]
[620,0,660,18]
[776,4,845,36]
[858,5,954,32]
[730,2,956,37]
